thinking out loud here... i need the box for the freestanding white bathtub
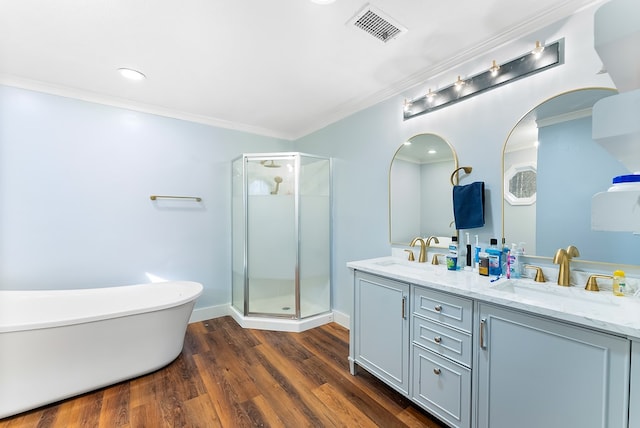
[0,280,203,419]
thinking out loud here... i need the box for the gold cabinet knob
[433,368,441,375]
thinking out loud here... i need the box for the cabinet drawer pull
[433,368,441,375]
[434,336,442,343]
[434,305,442,312]
[402,296,406,319]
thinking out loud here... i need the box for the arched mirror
[390,133,458,245]
[502,87,639,266]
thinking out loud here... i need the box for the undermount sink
[373,259,438,273]
[491,279,619,307]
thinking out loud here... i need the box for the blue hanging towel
[453,181,485,229]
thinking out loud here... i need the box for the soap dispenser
[509,243,523,279]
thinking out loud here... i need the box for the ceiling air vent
[348,4,407,43]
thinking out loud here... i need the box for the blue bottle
[486,238,502,276]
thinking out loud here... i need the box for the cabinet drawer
[412,315,472,367]
[412,286,473,333]
[412,346,471,428]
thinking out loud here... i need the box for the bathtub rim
[0,280,203,333]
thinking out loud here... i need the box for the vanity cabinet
[412,286,472,428]
[476,303,630,428]
[351,272,410,395]
[349,265,636,428]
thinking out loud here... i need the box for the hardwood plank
[182,394,223,428]
[97,382,129,428]
[64,390,103,428]
[35,406,58,428]
[250,344,336,427]
[312,382,379,428]
[46,399,76,428]
[182,321,210,355]
[397,407,448,428]
[246,394,286,428]
[192,352,254,428]
[245,363,327,427]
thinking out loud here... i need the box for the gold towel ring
[450,166,472,186]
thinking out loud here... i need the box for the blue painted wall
[0,86,289,310]
[537,116,635,263]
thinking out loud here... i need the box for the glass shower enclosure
[232,152,331,319]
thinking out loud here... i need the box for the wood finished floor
[0,316,447,427]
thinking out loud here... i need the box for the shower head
[271,176,283,195]
[261,160,281,168]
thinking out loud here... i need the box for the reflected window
[504,163,536,205]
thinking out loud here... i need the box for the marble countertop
[347,256,640,340]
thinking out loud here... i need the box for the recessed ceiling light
[118,68,146,81]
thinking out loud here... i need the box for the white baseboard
[190,304,350,332]
[331,309,350,330]
[189,304,230,323]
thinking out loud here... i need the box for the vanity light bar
[403,39,564,120]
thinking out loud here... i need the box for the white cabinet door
[351,272,410,395]
[476,303,630,428]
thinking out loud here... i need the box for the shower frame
[232,152,332,320]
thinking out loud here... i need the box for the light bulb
[531,41,545,57]
[489,60,500,76]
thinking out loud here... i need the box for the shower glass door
[246,155,297,317]
[299,155,331,318]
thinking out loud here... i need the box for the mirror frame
[500,86,635,268]
[389,133,459,245]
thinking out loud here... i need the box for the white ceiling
[0,0,600,140]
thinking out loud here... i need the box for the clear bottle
[613,270,626,296]
[510,243,523,279]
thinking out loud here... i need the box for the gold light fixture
[531,40,545,56]
[489,60,500,76]
[454,75,465,90]
[403,98,411,112]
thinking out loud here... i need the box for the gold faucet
[410,237,427,263]
[552,245,580,286]
[404,249,415,261]
[523,265,545,282]
[425,236,440,247]
[585,274,612,292]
